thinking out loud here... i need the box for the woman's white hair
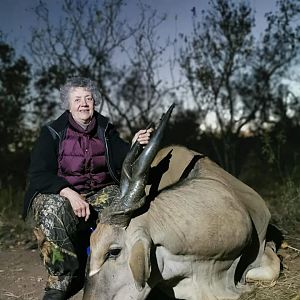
[60,77,102,109]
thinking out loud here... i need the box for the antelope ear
[129,239,151,291]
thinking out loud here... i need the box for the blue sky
[4,0,296,99]
[0,0,277,55]
[3,0,299,121]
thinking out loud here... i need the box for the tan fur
[146,145,197,193]
[129,239,151,291]
[89,224,125,276]
[85,145,280,300]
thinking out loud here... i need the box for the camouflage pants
[28,185,119,293]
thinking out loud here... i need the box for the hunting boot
[43,289,67,300]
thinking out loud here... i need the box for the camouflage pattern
[29,185,119,292]
[86,184,120,211]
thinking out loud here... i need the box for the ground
[0,242,299,300]
[0,222,83,300]
[0,248,82,300]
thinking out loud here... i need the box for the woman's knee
[32,193,75,223]
[32,194,78,243]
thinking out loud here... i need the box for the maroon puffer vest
[58,115,113,192]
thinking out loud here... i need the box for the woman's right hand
[59,187,90,221]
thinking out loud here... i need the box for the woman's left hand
[132,128,154,145]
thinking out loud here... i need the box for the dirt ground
[0,244,299,300]
[0,249,82,300]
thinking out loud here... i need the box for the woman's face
[68,87,95,124]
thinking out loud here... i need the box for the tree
[0,38,32,187]
[29,0,174,134]
[180,0,255,175]
[252,0,300,128]
[114,3,178,133]
[180,0,300,176]
[162,107,202,150]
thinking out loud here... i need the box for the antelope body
[83,106,280,300]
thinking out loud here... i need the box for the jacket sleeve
[28,126,70,194]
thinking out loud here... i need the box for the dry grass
[240,242,300,300]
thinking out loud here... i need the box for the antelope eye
[107,248,121,260]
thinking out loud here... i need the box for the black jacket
[23,111,130,219]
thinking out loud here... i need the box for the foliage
[162,107,203,150]
[250,0,300,127]
[29,0,174,132]
[0,0,299,202]
[26,0,300,175]
[180,0,255,175]
[180,0,300,176]
[0,39,33,187]
[0,187,33,249]
[0,41,31,148]
[271,179,300,231]
[261,129,287,178]
[114,3,175,132]
[0,187,24,219]
[260,123,300,181]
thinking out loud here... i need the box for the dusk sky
[0,0,277,55]
[3,0,296,117]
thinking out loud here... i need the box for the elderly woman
[23,77,152,300]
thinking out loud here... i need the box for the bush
[0,187,33,249]
[0,187,24,219]
[268,179,300,234]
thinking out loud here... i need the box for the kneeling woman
[23,77,152,300]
